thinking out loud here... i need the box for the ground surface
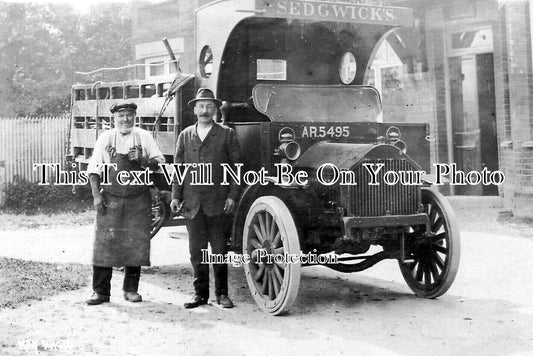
[0,258,90,309]
[0,201,532,355]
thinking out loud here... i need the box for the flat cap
[110,102,137,114]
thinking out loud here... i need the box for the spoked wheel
[243,196,301,315]
[150,192,166,239]
[399,188,460,298]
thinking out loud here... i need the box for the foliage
[0,2,133,117]
[4,176,90,214]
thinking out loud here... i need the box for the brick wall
[495,0,533,218]
[425,27,450,193]
[422,0,533,214]
[493,3,512,202]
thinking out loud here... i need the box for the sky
[1,0,528,14]
[0,0,167,13]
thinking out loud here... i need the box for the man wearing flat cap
[86,102,165,305]
[170,88,242,309]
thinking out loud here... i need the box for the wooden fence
[0,116,70,206]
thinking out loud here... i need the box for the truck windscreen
[252,84,382,123]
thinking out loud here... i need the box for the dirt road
[1,204,532,355]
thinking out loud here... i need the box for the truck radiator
[349,159,420,217]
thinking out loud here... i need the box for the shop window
[449,28,493,53]
[366,29,435,130]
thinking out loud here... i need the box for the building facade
[132,0,533,218]
[417,0,533,217]
[132,0,212,76]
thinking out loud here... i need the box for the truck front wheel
[399,188,461,298]
[243,196,301,315]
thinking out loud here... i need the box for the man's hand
[128,146,143,163]
[170,199,183,214]
[93,193,106,214]
[224,198,235,214]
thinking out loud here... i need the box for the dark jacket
[172,122,242,219]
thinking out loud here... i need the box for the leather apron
[92,149,151,267]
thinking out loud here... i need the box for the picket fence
[0,116,70,205]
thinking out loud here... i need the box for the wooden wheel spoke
[258,213,268,242]
[428,204,437,223]
[272,270,281,296]
[428,260,440,283]
[433,252,445,271]
[249,238,262,250]
[424,265,432,284]
[274,260,285,270]
[261,270,268,294]
[433,244,447,255]
[273,263,284,284]
[268,271,275,300]
[254,263,265,282]
[253,223,265,243]
[431,232,446,244]
[264,212,271,239]
[272,231,281,248]
[415,262,424,282]
[432,216,444,233]
[269,215,277,242]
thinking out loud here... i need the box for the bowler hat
[188,88,222,109]
[110,102,137,114]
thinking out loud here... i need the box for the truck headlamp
[386,126,401,142]
[393,140,407,154]
[277,128,301,161]
[279,141,301,161]
[386,126,406,153]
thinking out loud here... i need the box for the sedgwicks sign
[256,0,414,26]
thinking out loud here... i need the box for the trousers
[92,266,141,296]
[186,210,228,298]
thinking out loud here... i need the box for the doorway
[448,52,498,196]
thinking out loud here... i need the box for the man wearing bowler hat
[170,88,242,308]
[86,102,165,305]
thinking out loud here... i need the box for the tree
[0,2,133,117]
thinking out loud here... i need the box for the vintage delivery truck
[68,0,460,315]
